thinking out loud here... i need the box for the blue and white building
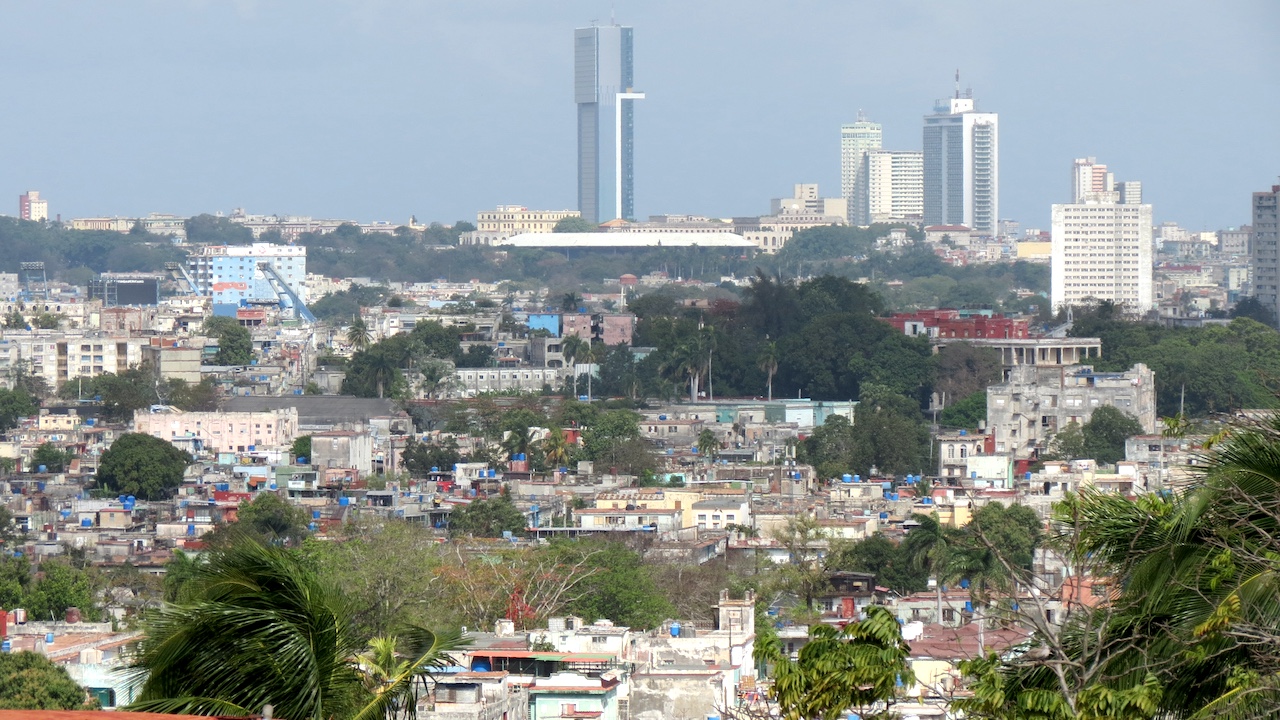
[186,243,307,315]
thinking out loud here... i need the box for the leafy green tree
[1045,420,1087,460]
[934,343,1003,402]
[552,216,598,233]
[0,553,31,609]
[758,605,914,720]
[940,390,987,430]
[232,492,312,546]
[1081,405,1144,464]
[402,437,461,477]
[96,432,192,500]
[31,442,73,473]
[696,428,719,460]
[204,316,253,366]
[126,539,465,719]
[448,494,526,538]
[826,534,927,594]
[292,435,312,461]
[548,539,675,629]
[0,651,97,710]
[2,309,25,329]
[848,384,930,476]
[24,559,98,623]
[772,515,831,612]
[166,378,218,411]
[0,506,21,548]
[1230,295,1277,327]
[183,214,254,245]
[799,414,857,479]
[0,388,38,431]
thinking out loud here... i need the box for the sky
[0,0,1276,231]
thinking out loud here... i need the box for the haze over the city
[0,0,1274,229]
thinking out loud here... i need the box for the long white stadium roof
[495,232,756,249]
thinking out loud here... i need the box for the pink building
[133,406,299,454]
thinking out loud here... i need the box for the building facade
[864,150,924,224]
[987,364,1156,459]
[923,94,999,235]
[186,243,307,311]
[840,117,882,225]
[133,406,299,454]
[1051,195,1154,312]
[461,206,583,245]
[1252,186,1280,325]
[575,23,636,224]
[19,191,48,222]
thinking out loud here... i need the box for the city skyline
[0,1,1274,230]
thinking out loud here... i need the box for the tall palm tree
[347,316,371,351]
[904,513,953,624]
[542,427,571,469]
[757,340,779,401]
[126,540,463,720]
[560,335,588,398]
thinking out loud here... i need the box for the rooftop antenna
[611,4,616,25]
[955,69,960,99]
[856,109,867,122]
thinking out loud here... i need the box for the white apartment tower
[840,115,882,226]
[1252,185,1280,325]
[1051,160,1153,313]
[923,90,999,234]
[864,151,924,224]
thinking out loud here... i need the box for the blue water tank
[45,633,54,644]
[269,483,277,490]
[339,497,350,506]
[670,622,681,638]
[965,601,974,613]
[959,429,967,436]
[853,474,860,482]
[187,524,196,536]
[881,482,892,490]
[659,415,667,421]
[922,498,932,505]
[960,578,971,589]
[127,495,136,504]
[891,493,899,501]
[1,640,10,653]
[1026,471,1032,480]
[431,466,439,473]
[37,466,46,474]
[60,509,70,518]
[312,510,321,519]
[80,518,92,528]
[842,474,852,483]
[471,659,492,672]
[297,457,308,465]
[308,522,318,531]
[879,512,888,519]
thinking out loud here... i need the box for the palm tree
[757,340,779,401]
[696,428,720,462]
[560,335,588,398]
[560,292,582,313]
[347,316,371,351]
[664,336,705,403]
[542,427,571,468]
[503,426,534,460]
[904,513,954,625]
[127,540,463,720]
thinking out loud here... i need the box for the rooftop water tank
[670,622,681,638]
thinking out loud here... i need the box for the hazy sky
[1,1,1276,230]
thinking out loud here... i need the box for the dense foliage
[0,651,96,710]
[1070,302,1280,416]
[957,411,1280,719]
[96,432,192,500]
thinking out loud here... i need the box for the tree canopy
[96,432,192,500]
[0,651,96,710]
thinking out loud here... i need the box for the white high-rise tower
[923,78,999,234]
[840,114,882,226]
[1051,159,1153,313]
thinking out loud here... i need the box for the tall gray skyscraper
[1252,185,1280,325]
[922,88,999,234]
[575,23,636,224]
